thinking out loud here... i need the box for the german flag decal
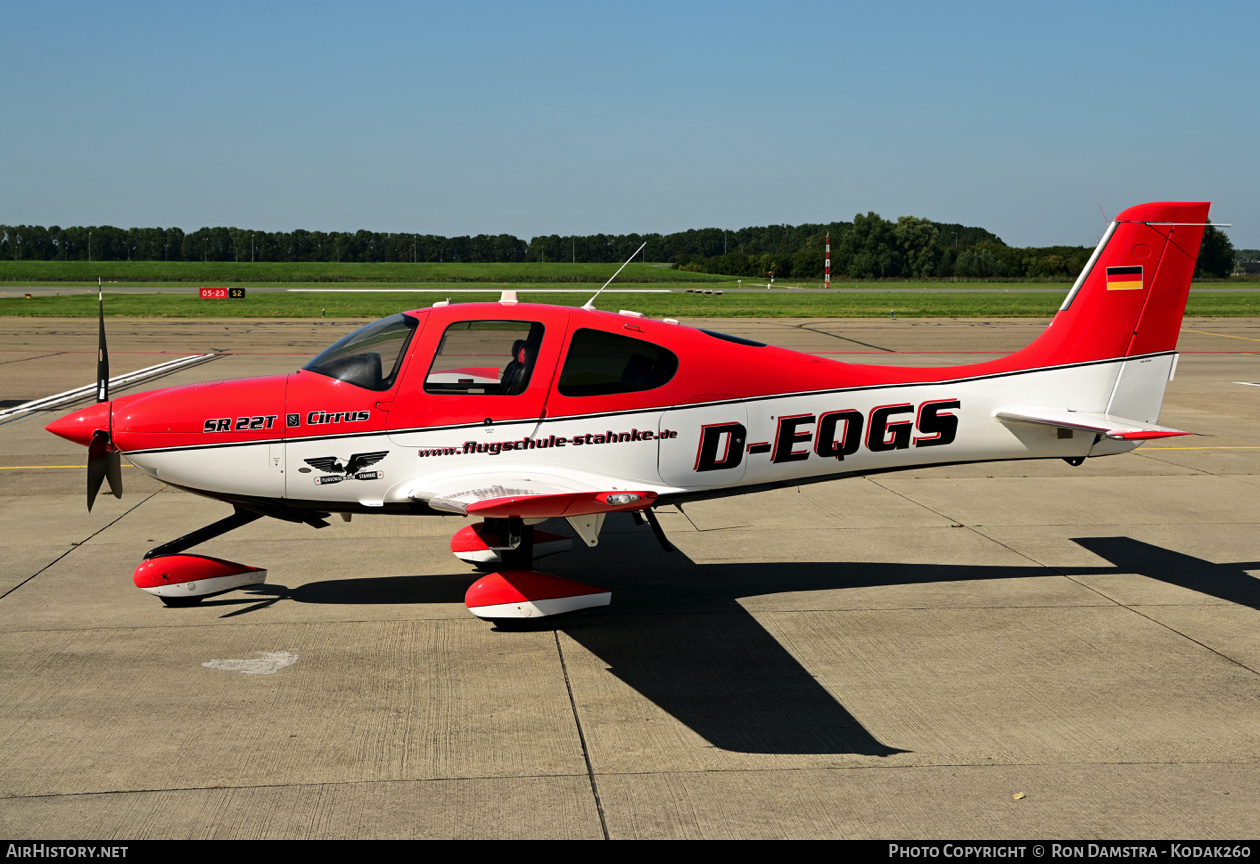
[1106,265,1144,290]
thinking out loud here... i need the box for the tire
[160,595,204,608]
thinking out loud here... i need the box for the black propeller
[87,282,122,511]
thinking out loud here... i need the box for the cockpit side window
[303,313,418,391]
[425,320,545,395]
[558,328,679,397]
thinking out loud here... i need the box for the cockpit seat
[500,340,533,395]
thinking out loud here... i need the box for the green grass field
[2,288,1255,319]
[2,259,1255,317]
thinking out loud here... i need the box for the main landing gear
[455,517,611,623]
[133,507,674,622]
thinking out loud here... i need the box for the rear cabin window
[303,313,418,391]
[558,328,679,397]
[425,320,545,395]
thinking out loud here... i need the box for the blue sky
[2,0,1256,247]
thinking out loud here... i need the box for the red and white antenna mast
[825,233,831,290]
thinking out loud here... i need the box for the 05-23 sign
[199,287,247,299]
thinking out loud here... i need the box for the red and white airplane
[46,202,1211,622]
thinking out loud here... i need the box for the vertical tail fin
[1015,202,1210,368]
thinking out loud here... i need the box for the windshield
[303,314,418,391]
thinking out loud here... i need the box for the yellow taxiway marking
[1142,446,1260,451]
[1185,329,1260,343]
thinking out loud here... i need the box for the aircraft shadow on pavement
[211,528,1258,757]
[1070,536,1260,611]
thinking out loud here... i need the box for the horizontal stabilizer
[994,408,1191,441]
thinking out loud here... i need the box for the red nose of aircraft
[46,401,111,447]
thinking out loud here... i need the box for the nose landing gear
[134,554,267,606]
[131,505,308,608]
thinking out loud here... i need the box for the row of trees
[0,225,531,264]
[0,217,1236,277]
[672,214,1044,280]
[0,218,1008,267]
[675,216,1236,280]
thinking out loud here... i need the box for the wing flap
[411,474,657,517]
[467,490,656,518]
[994,408,1191,440]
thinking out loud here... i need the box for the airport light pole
[88,232,92,263]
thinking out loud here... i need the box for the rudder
[1014,202,1210,368]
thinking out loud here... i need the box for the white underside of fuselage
[123,355,1169,508]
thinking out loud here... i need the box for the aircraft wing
[994,408,1191,440]
[408,473,657,518]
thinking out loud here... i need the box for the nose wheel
[133,554,267,605]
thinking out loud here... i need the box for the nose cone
[46,401,111,447]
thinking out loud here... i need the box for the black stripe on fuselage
[122,352,1167,456]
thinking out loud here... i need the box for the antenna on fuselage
[582,242,647,311]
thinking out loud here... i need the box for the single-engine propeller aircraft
[47,202,1212,622]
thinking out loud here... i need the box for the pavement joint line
[0,364,220,429]
[0,614,501,636]
[756,602,1142,613]
[803,495,840,520]
[0,492,160,602]
[1134,451,1216,476]
[554,631,609,840]
[0,354,217,418]
[0,349,224,355]
[0,771,599,802]
[0,465,137,470]
[860,477,1260,675]
[0,351,65,366]
[674,504,702,532]
[583,757,1258,778]
[956,524,1260,679]
[1186,329,1260,343]
[2,756,1252,801]
[790,321,896,353]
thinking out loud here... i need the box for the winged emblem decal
[304,451,388,484]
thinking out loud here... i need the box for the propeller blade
[87,429,108,512]
[96,282,109,402]
[105,449,123,499]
